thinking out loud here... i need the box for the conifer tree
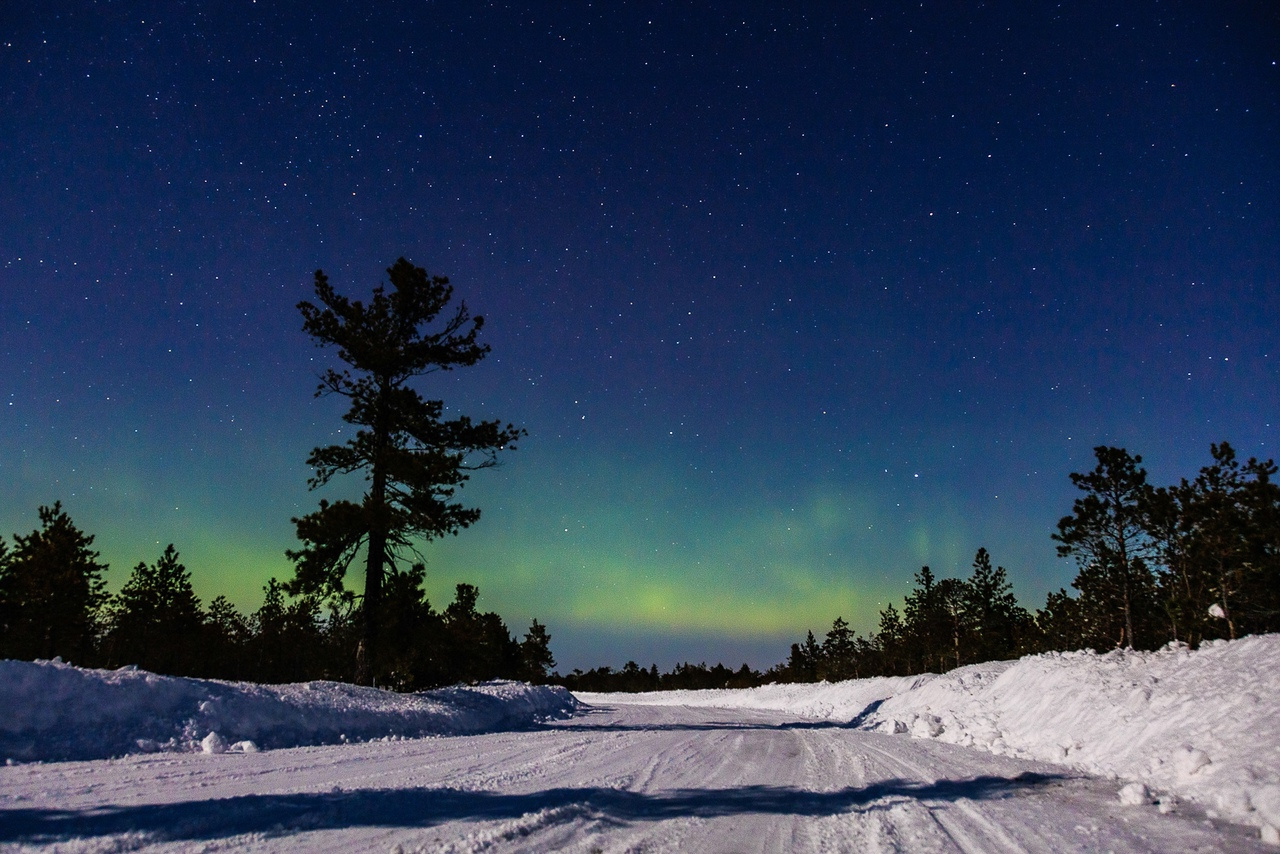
[1036,588,1085,651]
[251,578,324,683]
[1143,482,1201,643]
[287,258,525,684]
[876,603,906,675]
[519,619,556,684]
[786,630,822,681]
[205,595,253,679]
[1176,443,1280,640]
[103,544,204,675]
[821,616,856,680]
[1053,446,1158,649]
[442,583,521,683]
[801,630,822,680]
[962,548,1030,661]
[0,503,108,664]
[1240,453,1280,632]
[376,562,443,688]
[903,566,950,671]
[936,576,968,669]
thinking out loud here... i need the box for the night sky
[3,2,1277,672]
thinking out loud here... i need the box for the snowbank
[581,634,1280,835]
[0,659,579,763]
[579,672,928,721]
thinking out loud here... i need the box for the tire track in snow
[859,736,1056,853]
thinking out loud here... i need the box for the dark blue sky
[3,1,1277,671]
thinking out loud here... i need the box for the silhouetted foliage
[4,437,1275,691]
[519,619,556,684]
[902,566,950,673]
[963,547,1035,662]
[875,603,907,676]
[1052,446,1159,649]
[203,595,253,679]
[558,660,765,693]
[0,504,548,690]
[249,578,328,683]
[438,582,520,684]
[0,503,108,664]
[820,616,857,681]
[761,547,1036,687]
[1147,443,1280,644]
[755,440,1280,690]
[1035,587,1083,653]
[288,258,525,683]
[102,545,205,675]
[783,630,822,682]
[374,563,443,689]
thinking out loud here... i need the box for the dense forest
[561,442,1280,692]
[1,441,1276,692]
[0,507,553,689]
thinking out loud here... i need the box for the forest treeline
[560,441,1280,692]
[1,441,1277,692]
[0,506,553,689]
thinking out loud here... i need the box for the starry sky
[3,2,1277,672]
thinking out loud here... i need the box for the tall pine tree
[287,259,525,684]
[1176,443,1280,640]
[1053,446,1158,649]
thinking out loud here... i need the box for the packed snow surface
[583,633,1280,836]
[0,659,579,762]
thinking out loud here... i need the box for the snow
[1,703,1269,851]
[2,635,1278,849]
[1119,781,1153,806]
[582,633,1280,838]
[0,659,579,763]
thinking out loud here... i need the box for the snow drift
[0,659,579,763]
[582,633,1280,836]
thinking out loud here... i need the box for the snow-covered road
[1,701,1268,853]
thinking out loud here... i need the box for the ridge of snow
[0,659,579,763]
[580,633,1280,834]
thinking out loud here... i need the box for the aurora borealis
[2,2,1277,670]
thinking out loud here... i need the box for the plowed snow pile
[0,660,579,763]
[582,633,1280,835]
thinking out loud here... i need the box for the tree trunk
[1219,565,1236,641]
[357,385,391,686]
[1117,525,1136,650]
[1121,579,1135,650]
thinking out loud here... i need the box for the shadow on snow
[0,772,1066,843]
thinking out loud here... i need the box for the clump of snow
[200,730,228,755]
[582,633,1280,834]
[0,659,579,763]
[1119,782,1152,806]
